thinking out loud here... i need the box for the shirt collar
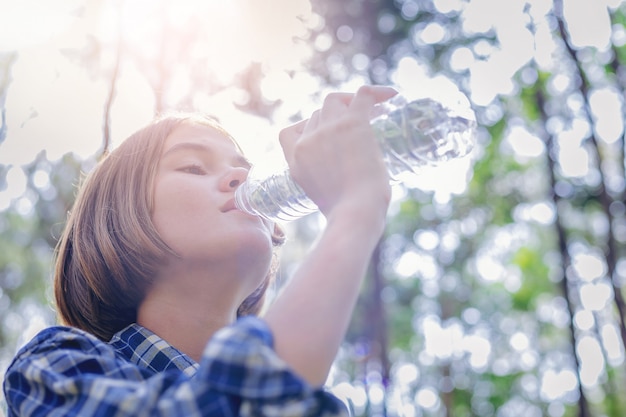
[109,323,199,377]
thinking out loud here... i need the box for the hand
[279,85,397,224]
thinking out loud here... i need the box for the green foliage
[510,247,551,311]
[310,1,626,415]
[0,152,85,378]
[520,85,541,122]
[385,281,422,352]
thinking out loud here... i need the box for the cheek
[151,182,207,243]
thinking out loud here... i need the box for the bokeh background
[1,0,626,416]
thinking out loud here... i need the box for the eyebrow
[162,142,252,168]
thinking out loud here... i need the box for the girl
[3,85,396,416]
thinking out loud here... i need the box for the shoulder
[6,325,122,378]
[15,325,109,356]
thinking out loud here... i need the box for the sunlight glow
[540,369,577,401]
[113,0,313,80]
[573,310,595,331]
[0,0,82,51]
[572,253,607,282]
[463,0,535,104]
[514,202,556,225]
[394,251,441,280]
[419,316,494,371]
[393,250,422,279]
[563,0,612,49]
[0,167,27,211]
[3,47,108,165]
[505,126,545,159]
[419,22,446,44]
[433,0,464,14]
[510,332,530,351]
[601,324,625,364]
[449,46,474,72]
[579,282,612,311]
[2,0,320,179]
[415,387,440,410]
[557,136,589,178]
[395,363,420,385]
[368,383,385,405]
[330,382,367,411]
[589,88,624,144]
[414,230,440,251]
[464,334,491,370]
[578,336,605,387]
[476,255,506,282]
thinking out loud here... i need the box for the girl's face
[151,122,273,273]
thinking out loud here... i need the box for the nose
[219,166,248,191]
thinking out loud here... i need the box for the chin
[234,244,273,278]
[231,223,273,253]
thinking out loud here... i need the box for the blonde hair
[54,113,284,341]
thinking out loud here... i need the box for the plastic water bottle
[235,94,476,222]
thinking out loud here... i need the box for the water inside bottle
[236,170,318,222]
[371,98,475,182]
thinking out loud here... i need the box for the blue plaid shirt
[3,317,348,416]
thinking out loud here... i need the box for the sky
[0,0,620,159]
[0,0,315,161]
[0,1,618,145]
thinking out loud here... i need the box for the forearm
[266,85,394,385]
[264,203,386,386]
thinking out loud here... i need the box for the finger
[292,118,308,135]
[318,92,354,120]
[301,109,321,135]
[279,119,307,162]
[349,85,398,115]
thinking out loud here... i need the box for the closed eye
[179,164,206,175]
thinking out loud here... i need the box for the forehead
[162,122,242,155]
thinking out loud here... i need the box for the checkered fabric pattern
[3,317,348,416]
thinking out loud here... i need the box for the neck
[137,260,262,362]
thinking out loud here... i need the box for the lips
[220,198,238,213]
[221,198,264,223]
